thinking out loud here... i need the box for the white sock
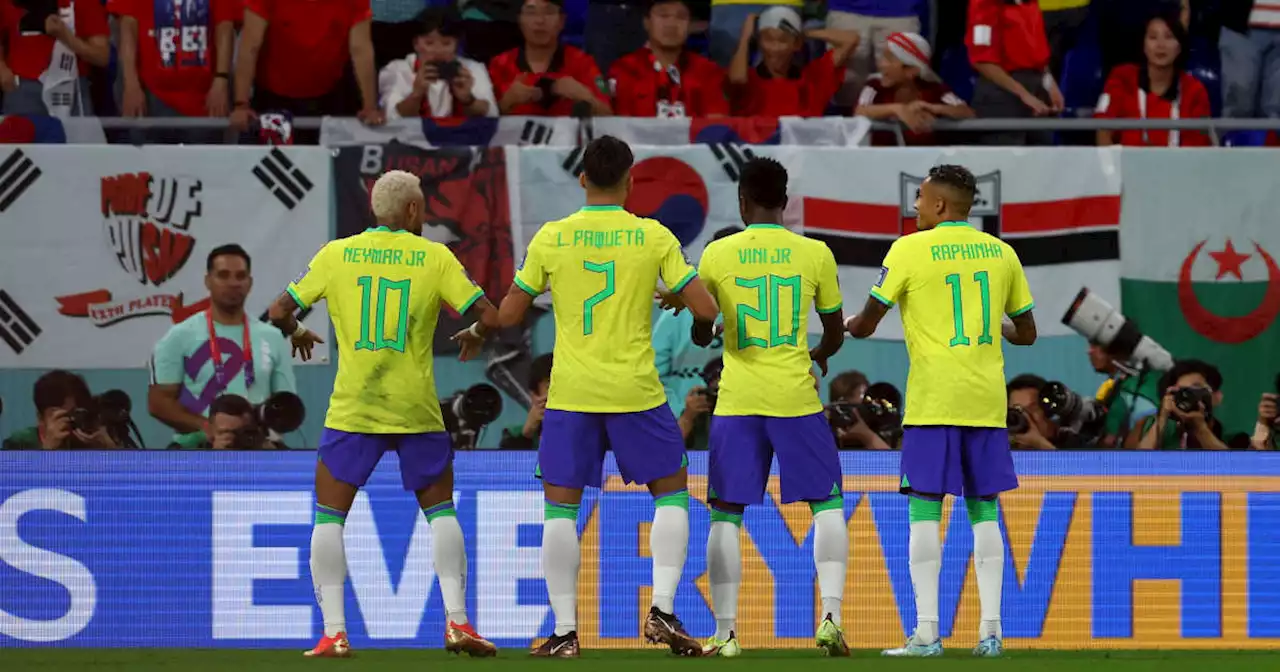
[430,514,468,625]
[908,521,941,644]
[972,520,1005,641]
[542,517,580,637]
[310,522,348,637]
[812,508,848,626]
[707,519,741,640]
[650,502,689,614]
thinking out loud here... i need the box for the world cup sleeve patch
[875,266,888,287]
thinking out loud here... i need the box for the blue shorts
[537,405,686,489]
[899,426,1018,498]
[708,413,842,505]
[318,428,453,491]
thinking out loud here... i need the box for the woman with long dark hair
[1095,12,1211,147]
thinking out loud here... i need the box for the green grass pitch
[11,649,1280,672]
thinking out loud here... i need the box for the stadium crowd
[0,0,1276,145]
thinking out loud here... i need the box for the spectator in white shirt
[380,7,498,120]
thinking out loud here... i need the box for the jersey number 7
[944,271,993,347]
[582,260,616,336]
[355,275,411,352]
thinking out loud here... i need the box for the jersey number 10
[735,274,801,349]
[355,276,411,352]
[944,271,993,347]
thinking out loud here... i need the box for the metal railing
[85,115,1280,146]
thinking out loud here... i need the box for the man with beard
[148,244,307,449]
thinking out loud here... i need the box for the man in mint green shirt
[148,245,299,448]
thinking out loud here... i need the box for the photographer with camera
[826,370,893,450]
[678,357,720,450]
[1251,379,1278,450]
[500,353,553,449]
[1006,374,1059,450]
[381,7,496,120]
[195,394,283,450]
[1087,342,1162,447]
[3,370,121,450]
[1127,359,1228,451]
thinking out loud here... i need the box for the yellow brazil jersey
[871,221,1034,428]
[700,224,843,417]
[514,205,696,413]
[287,227,484,434]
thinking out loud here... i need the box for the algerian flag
[1119,151,1280,436]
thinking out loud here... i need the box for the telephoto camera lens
[1007,407,1030,435]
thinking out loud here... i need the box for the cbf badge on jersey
[875,266,888,287]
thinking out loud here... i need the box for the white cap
[885,32,939,82]
[758,6,802,36]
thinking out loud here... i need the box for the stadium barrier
[3,451,1279,649]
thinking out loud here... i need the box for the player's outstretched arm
[845,296,889,339]
[1002,311,1038,346]
[810,310,846,376]
[497,282,536,329]
[268,292,325,361]
[690,319,722,348]
[451,296,501,362]
[678,277,720,323]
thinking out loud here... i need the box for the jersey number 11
[944,271,993,347]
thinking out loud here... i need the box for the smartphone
[433,60,461,81]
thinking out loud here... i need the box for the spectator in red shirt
[967,0,1064,145]
[855,32,973,145]
[1096,13,1210,147]
[610,0,728,118]
[113,0,238,122]
[727,6,858,117]
[489,0,612,117]
[231,0,384,133]
[0,0,109,116]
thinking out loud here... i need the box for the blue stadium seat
[937,47,975,102]
[1060,43,1104,112]
[562,0,588,47]
[1222,130,1269,146]
[1190,66,1222,117]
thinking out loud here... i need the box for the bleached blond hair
[370,170,423,221]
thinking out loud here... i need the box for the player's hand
[74,426,119,449]
[42,409,72,449]
[656,290,687,315]
[1259,393,1278,425]
[291,328,325,361]
[809,349,829,377]
[523,394,547,438]
[684,387,711,418]
[451,324,485,362]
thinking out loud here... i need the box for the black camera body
[1173,386,1214,415]
[441,384,503,450]
[1007,407,1030,435]
[827,401,858,430]
[70,390,132,434]
[433,60,462,81]
[699,358,723,414]
[218,392,304,449]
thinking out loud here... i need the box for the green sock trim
[315,511,346,526]
[422,500,457,522]
[545,500,581,521]
[654,489,690,510]
[709,508,743,525]
[809,495,844,515]
[908,496,943,523]
[966,498,1000,524]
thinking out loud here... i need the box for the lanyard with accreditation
[206,310,256,389]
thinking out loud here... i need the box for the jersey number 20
[944,271,993,347]
[735,274,800,349]
[355,276,410,352]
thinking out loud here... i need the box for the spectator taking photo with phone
[380,7,496,120]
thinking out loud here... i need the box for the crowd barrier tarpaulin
[319,116,580,148]
[1119,149,1280,435]
[2,451,1279,649]
[516,146,1123,340]
[0,146,333,368]
[318,116,873,149]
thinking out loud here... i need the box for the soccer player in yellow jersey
[486,136,720,657]
[686,158,850,658]
[267,170,502,659]
[844,165,1038,659]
